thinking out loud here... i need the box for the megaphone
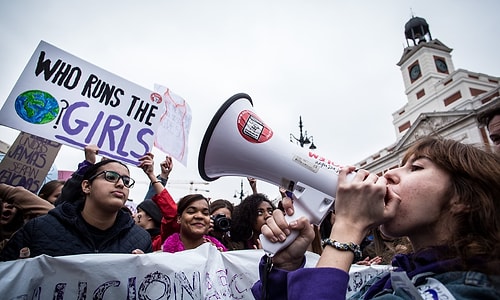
[199,93,352,255]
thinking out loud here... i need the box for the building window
[398,121,411,132]
[416,89,425,99]
[479,127,490,147]
[470,88,486,97]
[481,92,500,104]
[443,91,462,106]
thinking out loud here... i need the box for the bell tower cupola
[404,16,432,47]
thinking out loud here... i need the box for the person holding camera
[208,199,234,250]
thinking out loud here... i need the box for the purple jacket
[252,257,349,299]
[252,248,499,299]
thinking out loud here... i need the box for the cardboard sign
[0,132,61,193]
[0,40,165,166]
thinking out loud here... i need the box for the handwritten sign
[154,84,192,166]
[0,132,61,193]
[0,40,165,165]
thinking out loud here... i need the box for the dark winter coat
[0,200,152,261]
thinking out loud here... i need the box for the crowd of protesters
[0,104,498,299]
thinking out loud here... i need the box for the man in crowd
[477,103,500,153]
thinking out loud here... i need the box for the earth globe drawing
[15,90,60,124]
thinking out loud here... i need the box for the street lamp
[234,179,249,202]
[289,116,317,149]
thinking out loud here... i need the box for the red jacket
[151,189,179,251]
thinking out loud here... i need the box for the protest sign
[154,84,192,166]
[0,132,61,193]
[57,170,73,181]
[0,244,391,299]
[0,40,165,166]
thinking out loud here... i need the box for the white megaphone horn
[198,93,352,255]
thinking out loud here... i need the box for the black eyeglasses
[88,171,135,188]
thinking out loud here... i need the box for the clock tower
[355,15,499,175]
[397,16,455,104]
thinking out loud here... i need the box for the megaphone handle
[259,220,300,256]
[259,175,355,255]
[259,201,309,255]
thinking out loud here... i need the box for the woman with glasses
[0,159,152,261]
[229,193,276,250]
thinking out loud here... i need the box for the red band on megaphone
[237,110,273,143]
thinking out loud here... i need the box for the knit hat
[137,199,162,227]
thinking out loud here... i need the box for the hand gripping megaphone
[198,93,352,255]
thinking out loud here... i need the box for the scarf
[364,247,461,299]
[162,233,227,253]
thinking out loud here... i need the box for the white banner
[0,244,391,299]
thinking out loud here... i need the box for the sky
[1,1,499,204]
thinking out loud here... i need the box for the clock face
[435,59,448,73]
[410,64,421,80]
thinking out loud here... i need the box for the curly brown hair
[230,193,275,243]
